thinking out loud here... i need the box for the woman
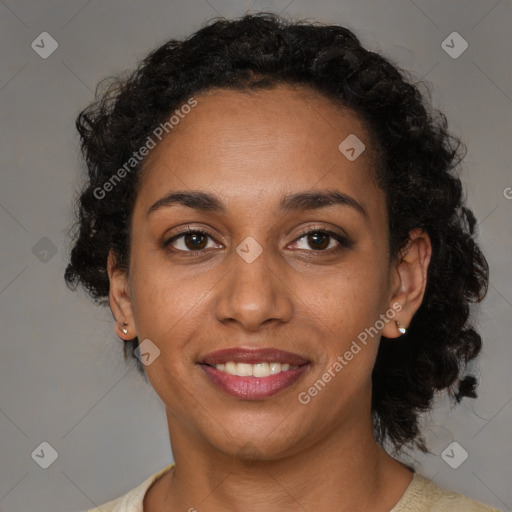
[65,13,499,512]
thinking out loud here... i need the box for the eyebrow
[146,189,368,219]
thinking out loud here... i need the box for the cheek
[128,249,196,341]
[128,256,202,402]
[304,258,389,376]
[311,263,385,332]
[301,276,383,413]
[127,246,224,370]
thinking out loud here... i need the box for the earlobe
[382,229,432,339]
[107,250,135,340]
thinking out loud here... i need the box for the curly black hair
[64,12,489,453]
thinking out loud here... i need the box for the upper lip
[200,348,310,366]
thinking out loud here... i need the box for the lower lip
[199,364,309,400]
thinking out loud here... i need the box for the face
[109,84,419,460]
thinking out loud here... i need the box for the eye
[289,227,352,252]
[163,226,353,255]
[164,228,223,253]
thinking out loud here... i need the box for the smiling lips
[199,347,310,400]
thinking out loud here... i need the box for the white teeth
[225,362,237,375]
[269,362,281,375]
[214,361,299,377]
[236,363,253,376]
[253,363,270,377]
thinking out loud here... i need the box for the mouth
[198,347,310,400]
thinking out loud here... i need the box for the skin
[107,84,432,512]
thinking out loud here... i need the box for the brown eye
[306,232,330,250]
[164,229,222,253]
[290,228,352,252]
[182,232,208,250]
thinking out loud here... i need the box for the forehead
[135,84,385,220]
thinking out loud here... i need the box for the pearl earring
[396,321,407,335]
[122,322,128,335]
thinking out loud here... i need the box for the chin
[197,414,308,462]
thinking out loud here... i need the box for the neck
[149,410,414,512]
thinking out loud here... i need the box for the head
[65,13,488,455]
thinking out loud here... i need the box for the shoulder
[84,463,175,512]
[391,473,503,512]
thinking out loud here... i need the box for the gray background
[0,1,511,511]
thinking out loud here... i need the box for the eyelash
[163,226,352,255]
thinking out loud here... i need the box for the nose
[214,239,294,331]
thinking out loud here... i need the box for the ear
[107,249,136,340]
[382,228,432,339]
